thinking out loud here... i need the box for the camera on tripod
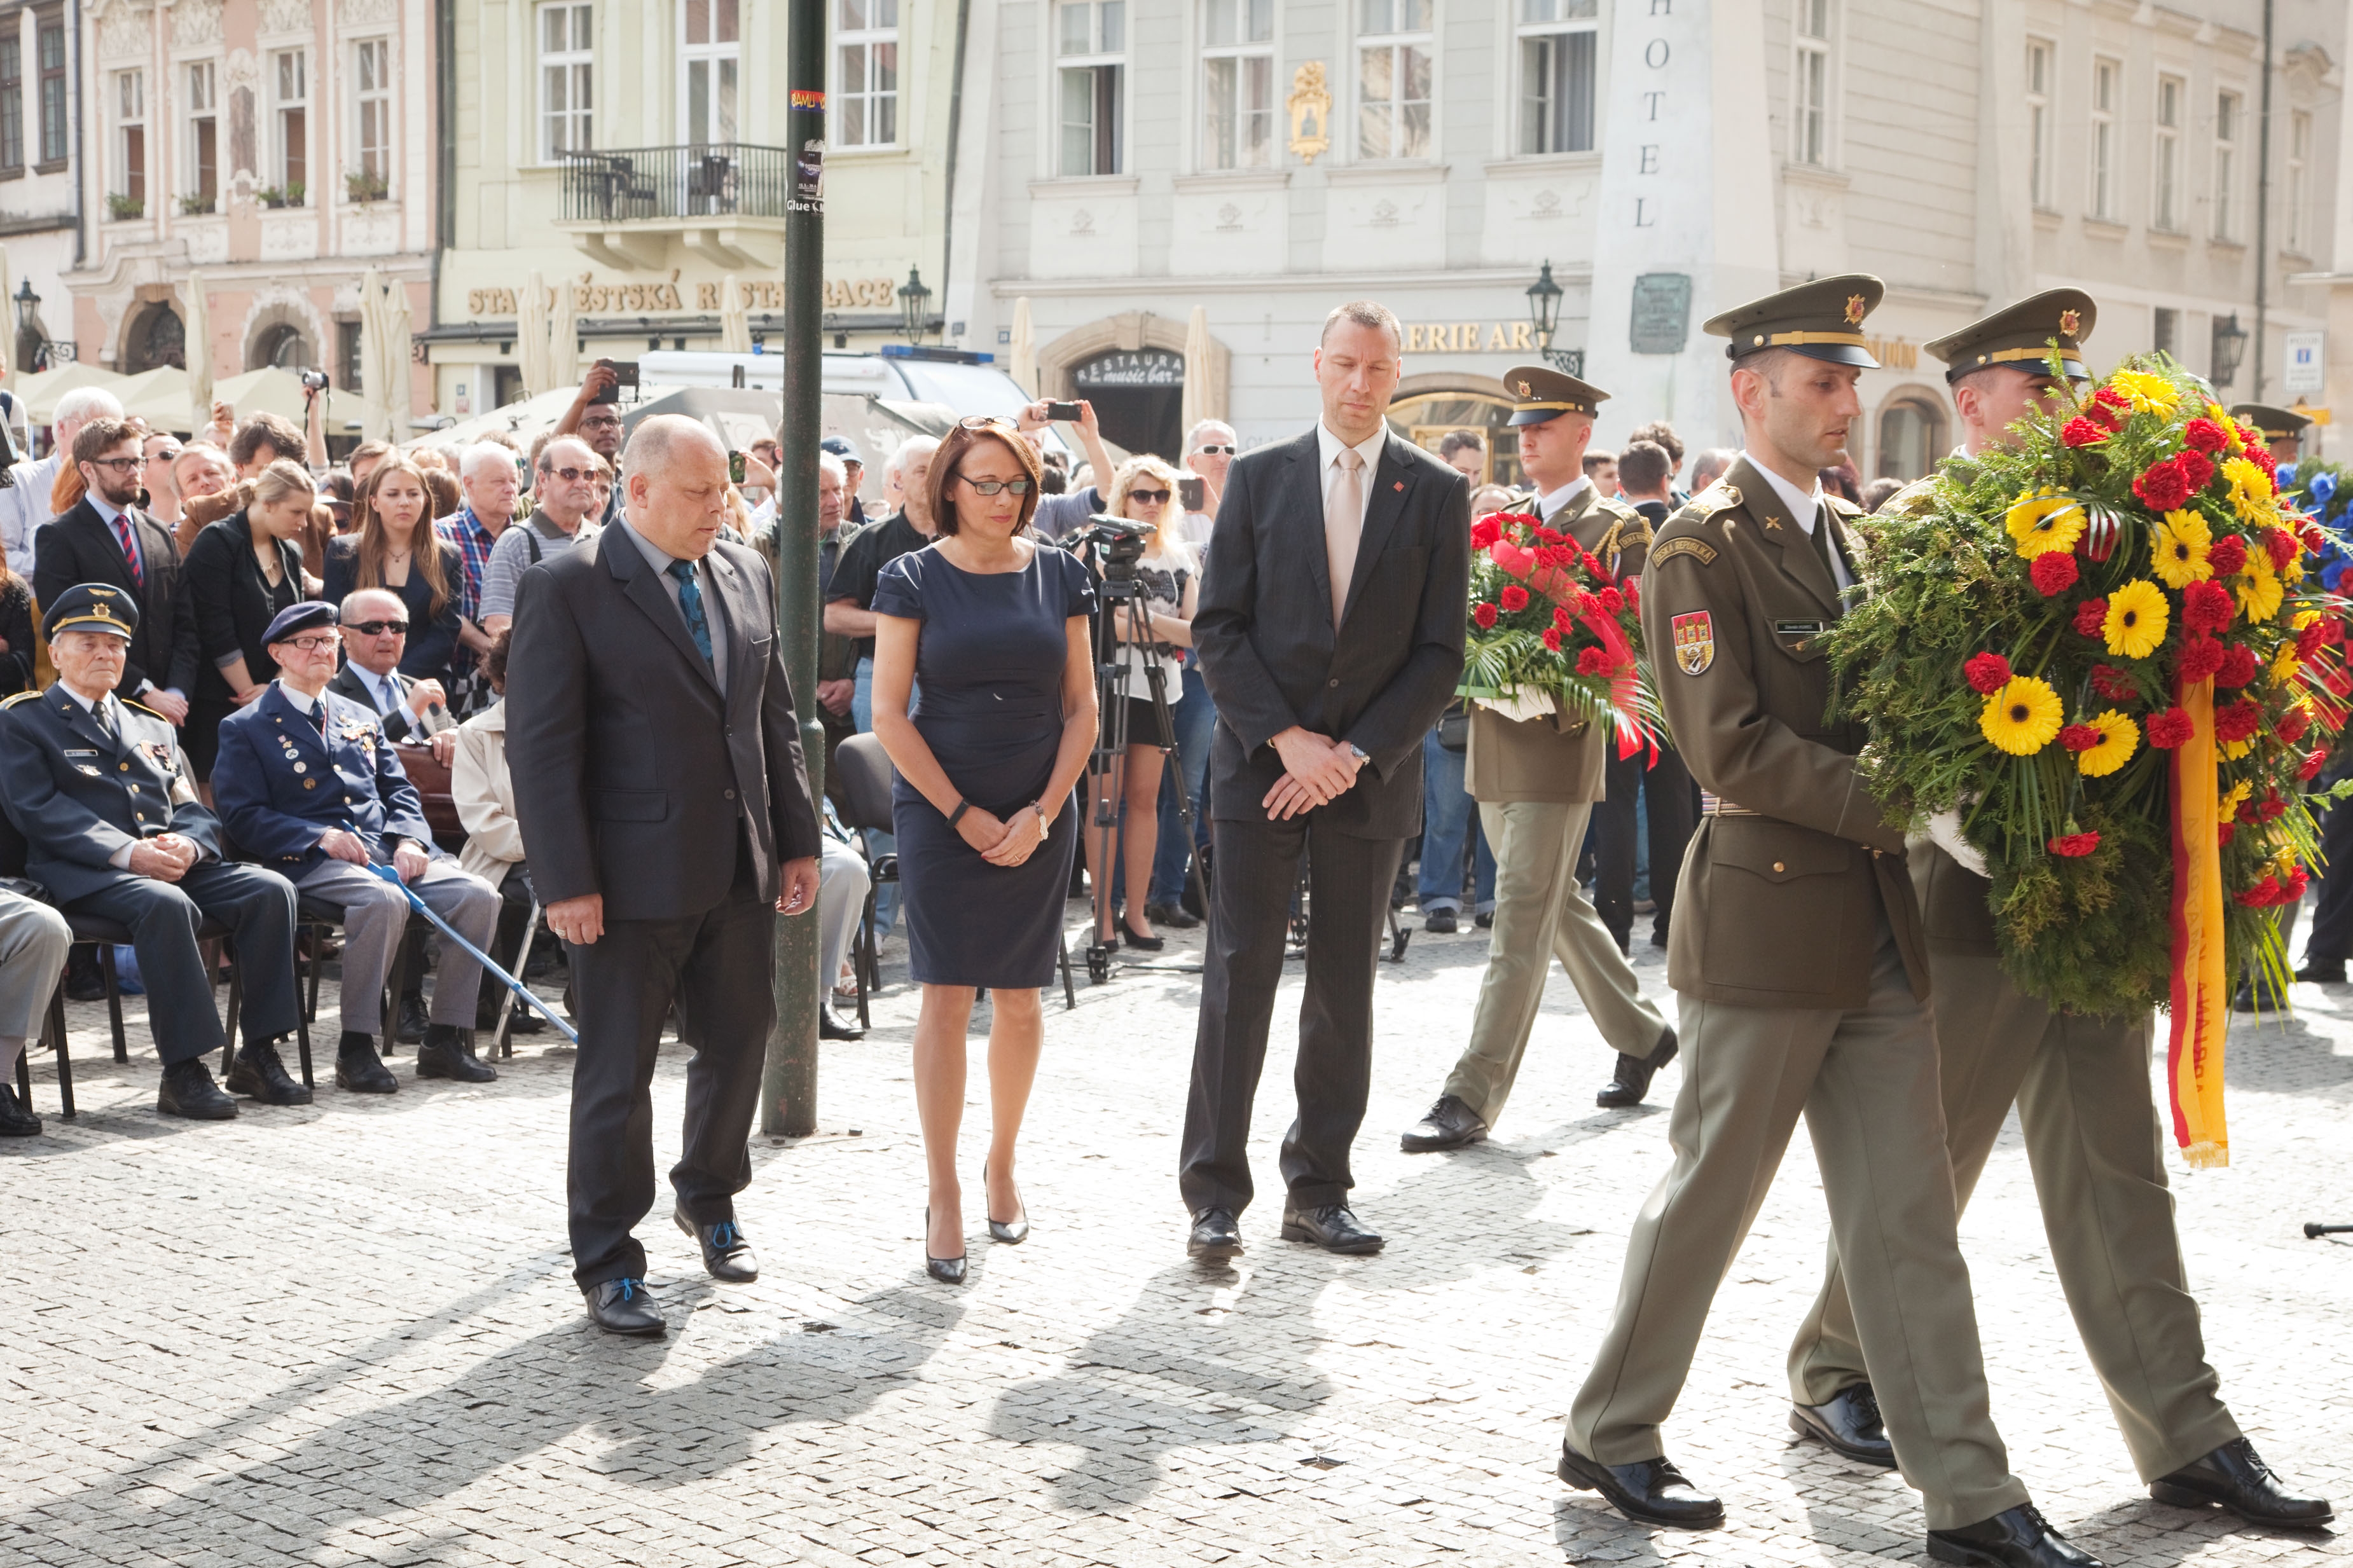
[1066,514,1154,579]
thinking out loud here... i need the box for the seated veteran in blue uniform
[0,583,304,1120]
[211,601,503,1092]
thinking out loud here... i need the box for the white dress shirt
[1535,475,1592,523]
[1742,451,1851,592]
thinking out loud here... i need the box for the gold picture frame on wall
[1288,63,1332,165]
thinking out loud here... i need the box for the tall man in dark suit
[32,418,198,725]
[1180,300,1468,1261]
[506,415,824,1337]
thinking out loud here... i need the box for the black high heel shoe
[923,1207,967,1284]
[983,1162,1030,1244]
[1120,919,1165,952]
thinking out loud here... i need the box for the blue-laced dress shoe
[675,1207,759,1283]
[584,1277,666,1335]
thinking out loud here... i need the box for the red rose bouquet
[1462,511,1660,751]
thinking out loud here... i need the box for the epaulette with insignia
[1687,483,1741,518]
[1824,493,1863,518]
[122,699,165,721]
[1,690,38,708]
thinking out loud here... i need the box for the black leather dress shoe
[1423,908,1459,935]
[224,1039,312,1105]
[335,1034,399,1094]
[2149,1438,2333,1528]
[1474,909,1494,928]
[1597,1027,1678,1108]
[2294,961,2347,984]
[1558,1441,1725,1528]
[675,1207,759,1282]
[394,994,430,1045]
[64,949,106,1003]
[2233,980,2284,1014]
[1145,900,1201,930]
[157,1059,238,1120]
[584,1277,666,1335]
[1281,1203,1384,1253]
[1926,1504,2101,1567]
[1789,1382,1896,1468]
[417,1026,498,1083]
[0,1083,41,1136]
[819,1004,866,1041]
[1400,1094,1488,1153]
[1187,1207,1243,1260]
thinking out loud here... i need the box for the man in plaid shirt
[437,443,521,704]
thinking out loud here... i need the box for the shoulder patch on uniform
[1,691,38,708]
[1651,536,1719,568]
[1670,610,1716,675]
[121,699,165,721]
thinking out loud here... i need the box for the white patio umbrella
[719,273,752,354]
[181,268,212,426]
[1180,305,1211,444]
[546,271,579,391]
[380,273,415,436]
[515,270,552,397]
[1009,296,1037,398]
[357,266,391,441]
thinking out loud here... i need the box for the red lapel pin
[1392,480,1405,491]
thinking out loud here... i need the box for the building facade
[58,0,435,426]
[954,0,2350,479]
[428,0,965,418]
[0,0,85,376]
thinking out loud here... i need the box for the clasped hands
[543,855,821,949]
[1264,727,1366,820]
[955,802,1049,867]
[127,833,203,882]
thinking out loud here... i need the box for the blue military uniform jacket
[0,683,220,904]
[212,683,434,877]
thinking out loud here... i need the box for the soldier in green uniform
[1401,366,1675,1156]
[2228,402,2313,467]
[1781,292,2330,1530]
[1558,277,2099,1568]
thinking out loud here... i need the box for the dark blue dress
[873,542,1096,987]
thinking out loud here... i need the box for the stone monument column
[1582,0,1778,453]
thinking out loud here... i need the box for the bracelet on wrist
[946,798,971,828]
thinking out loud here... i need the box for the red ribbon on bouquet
[1488,539,1654,759]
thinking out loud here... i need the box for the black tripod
[1075,523,1210,982]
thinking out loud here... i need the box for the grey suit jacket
[504,525,822,922]
[1192,427,1470,839]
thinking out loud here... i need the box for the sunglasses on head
[348,619,409,636]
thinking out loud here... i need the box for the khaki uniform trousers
[1788,950,2241,1481]
[1441,801,1667,1128]
[1569,926,2029,1532]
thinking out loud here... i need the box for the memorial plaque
[1629,273,1693,355]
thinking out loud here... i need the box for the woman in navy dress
[870,416,1098,1283]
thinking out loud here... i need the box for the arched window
[251,322,314,371]
[1388,390,1522,488]
[1877,394,1948,481]
[121,302,185,373]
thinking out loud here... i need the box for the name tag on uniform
[1774,621,1830,635]
[63,748,97,757]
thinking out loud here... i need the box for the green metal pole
[762,0,828,1138]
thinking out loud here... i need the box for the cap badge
[1515,379,1533,395]
[2058,308,2081,337]
[1843,294,1867,327]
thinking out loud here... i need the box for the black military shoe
[64,949,107,1003]
[157,1058,238,1120]
[584,1277,666,1336]
[0,1082,41,1136]
[1280,1202,1384,1254]
[1597,1027,1678,1108]
[675,1207,759,1282]
[1144,900,1201,930]
[1400,1094,1488,1153]
[2232,979,2286,1014]
[2149,1438,2333,1529]
[417,1025,498,1083]
[394,993,430,1045]
[1187,1207,1243,1261]
[2294,960,2347,984]
[335,1033,399,1094]
[224,1038,312,1105]
[1423,907,1459,935]
[818,1003,866,1041]
[1926,1504,2102,1567]
[1790,1382,1896,1468]
[1558,1441,1725,1528]
[1474,909,1494,929]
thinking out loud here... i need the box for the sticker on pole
[790,139,827,214]
[790,89,826,111]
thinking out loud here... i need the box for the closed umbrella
[546,271,579,392]
[1180,305,1211,445]
[357,266,390,442]
[182,268,212,429]
[381,273,415,437]
[719,273,752,354]
[1009,296,1037,398]
[516,270,552,397]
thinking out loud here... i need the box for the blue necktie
[667,558,713,666]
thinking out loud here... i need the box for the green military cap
[41,582,139,642]
[1924,288,2096,382]
[1702,273,1884,368]
[2228,402,2312,442]
[1501,363,1610,427]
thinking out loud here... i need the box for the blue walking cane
[365,863,579,1045]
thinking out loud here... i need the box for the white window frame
[1791,0,1832,168]
[1201,0,1274,170]
[350,36,392,196]
[2151,72,2183,232]
[1054,1,1125,177]
[1515,0,1597,158]
[2286,107,2312,253]
[183,59,218,203]
[834,0,900,149]
[2025,38,2053,209]
[2213,86,2241,241]
[112,67,144,207]
[272,48,309,196]
[2088,55,2118,221]
[537,2,594,162]
[680,0,742,147]
[1356,0,1433,162]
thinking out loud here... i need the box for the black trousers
[1179,809,1403,1217]
[64,859,300,1066]
[1592,743,1695,952]
[2301,774,2353,967]
[566,848,776,1289]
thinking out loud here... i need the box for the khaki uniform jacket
[1468,484,1654,806]
[1638,456,1928,1010]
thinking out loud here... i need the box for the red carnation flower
[2047,832,2101,858]
[2061,416,2109,448]
[2302,522,2329,555]
[1534,525,1563,546]
[1552,605,1574,629]
[2219,822,2239,847]
[2329,668,2353,699]
[1540,626,1563,652]
[1580,549,1606,577]
[2265,527,2298,572]
[1470,518,1502,549]
[2317,616,2345,645]
[2279,706,2312,743]
[2256,793,2288,822]
[1576,645,1611,677]
[2215,643,2261,689]
[2147,707,2196,748]
[2094,386,2130,413]
[2181,579,2237,633]
[2090,663,2138,701]
[2057,724,2103,753]
[2073,597,2111,637]
[2133,458,2192,512]
[1500,585,1529,612]
[2177,636,2228,682]
[1597,586,1625,616]
[2297,621,2330,660]
[2030,551,2081,595]
[2214,697,2263,744]
[1473,602,1499,629]
[2303,747,2329,781]
[2206,535,2248,576]
[2243,440,2279,481]
[1623,578,1640,610]
[2184,416,2230,452]
[1964,651,2013,694]
[2177,450,2216,492]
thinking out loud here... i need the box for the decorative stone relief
[259,212,320,262]
[184,222,231,266]
[1215,203,1241,230]
[343,205,401,257]
[1531,189,1562,219]
[1070,209,1094,236]
[173,0,224,46]
[1371,200,1398,226]
[338,0,396,22]
[259,0,312,37]
[98,7,149,60]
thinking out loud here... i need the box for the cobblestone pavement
[4,906,2350,1567]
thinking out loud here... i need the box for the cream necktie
[1326,446,1365,628]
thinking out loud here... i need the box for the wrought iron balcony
[555,144,796,270]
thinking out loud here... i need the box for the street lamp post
[1523,261,1582,376]
[897,267,934,345]
[2211,312,2251,391]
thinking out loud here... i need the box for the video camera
[1066,513,1154,579]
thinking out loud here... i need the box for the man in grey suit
[507,415,824,1337]
[1180,300,1469,1261]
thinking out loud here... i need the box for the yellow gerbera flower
[1980,675,2064,755]
[2005,488,2085,558]
[2235,556,2283,624]
[2221,457,2275,524]
[2150,510,2212,588]
[2272,638,2303,685]
[2102,579,2170,659]
[2108,369,2179,416]
[2206,402,2245,451]
[2074,709,2141,778]
[2221,738,2255,761]
[2220,780,2253,820]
